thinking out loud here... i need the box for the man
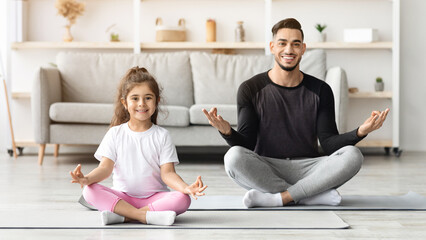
[203,18,389,208]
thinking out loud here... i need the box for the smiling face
[270,28,306,72]
[121,83,158,128]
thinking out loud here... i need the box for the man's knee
[224,146,250,178]
[340,145,364,175]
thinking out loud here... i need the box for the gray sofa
[32,50,348,165]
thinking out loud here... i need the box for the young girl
[70,67,207,226]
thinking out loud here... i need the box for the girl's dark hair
[271,18,304,41]
[110,67,161,127]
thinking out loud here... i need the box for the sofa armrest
[325,66,348,133]
[31,66,62,144]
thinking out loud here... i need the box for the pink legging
[83,183,191,215]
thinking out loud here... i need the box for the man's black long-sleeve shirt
[222,71,364,159]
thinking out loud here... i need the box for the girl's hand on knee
[184,176,208,200]
[70,164,89,188]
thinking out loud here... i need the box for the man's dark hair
[271,18,304,41]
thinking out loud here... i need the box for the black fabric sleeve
[221,82,258,150]
[317,83,365,155]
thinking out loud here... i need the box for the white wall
[0,0,11,152]
[2,0,425,152]
[400,0,426,151]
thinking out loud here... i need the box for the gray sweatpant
[224,145,364,202]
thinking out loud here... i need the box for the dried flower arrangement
[55,0,85,42]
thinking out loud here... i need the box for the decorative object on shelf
[344,28,378,43]
[155,18,186,42]
[375,77,384,91]
[315,23,327,42]
[348,87,359,93]
[206,19,216,42]
[105,24,120,42]
[235,21,245,42]
[55,0,85,42]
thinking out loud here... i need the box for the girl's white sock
[101,211,125,225]
[243,189,283,208]
[299,189,342,206]
[146,211,176,226]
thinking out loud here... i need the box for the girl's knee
[169,192,191,215]
[82,183,103,202]
[83,183,96,197]
[182,193,191,211]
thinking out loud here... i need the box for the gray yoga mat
[0,210,348,229]
[188,191,426,211]
[79,191,426,211]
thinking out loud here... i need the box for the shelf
[14,140,97,147]
[14,140,39,147]
[356,139,392,147]
[308,42,393,49]
[11,41,265,50]
[349,91,392,99]
[11,41,393,50]
[11,41,134,49]
[11,92,31,99]
[11,91,393,100]
[140,42,265,49]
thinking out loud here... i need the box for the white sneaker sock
[299,189,342,206]
[101,211,125,225]
[146,211,176,226]
[243,189,283,208]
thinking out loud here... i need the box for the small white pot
[318,32,326,42]
[375,82,384,91]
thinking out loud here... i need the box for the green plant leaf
[315,24,327,33]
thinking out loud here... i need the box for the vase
[63,25,73,42]
[235,21,245,42]
[318,32,326,42]
[206,19,216,42]
[375,82,384,91]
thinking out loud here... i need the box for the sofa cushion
[190,52,273,105]
[56,52,193,107]
[300,49,326,81]
[189,104,237,126]
[49,103,114,124]
[158,105,190,127]
[190,50,326,105]
[49,103,189,127]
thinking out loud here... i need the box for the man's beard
[275,56,301,72]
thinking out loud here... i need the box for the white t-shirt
[94,123,179,198]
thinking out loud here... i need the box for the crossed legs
[83,184,191,225]
[224,145,364,207]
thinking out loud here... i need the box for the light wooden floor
[1,150,426,239]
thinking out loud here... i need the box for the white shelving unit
[9,0,400,154]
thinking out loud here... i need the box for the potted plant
[110,33,120,42]
[375,77,384,91]
[106,24,120,42]
[315,23,327,42]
